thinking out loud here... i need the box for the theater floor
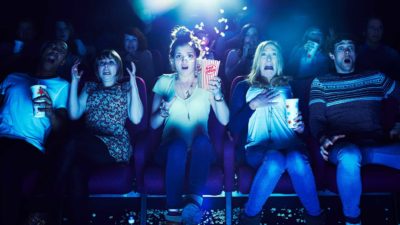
[26,193,399,225]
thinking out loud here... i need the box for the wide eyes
[261,51,277,57]
[99,60,116,67]
[174,53,195,61]
[336,45,354,52]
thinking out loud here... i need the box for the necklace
[175,75,197,120]
[175,76,197,100]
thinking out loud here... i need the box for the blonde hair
[246,40,288,87]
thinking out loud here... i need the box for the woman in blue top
[229,41,325,225]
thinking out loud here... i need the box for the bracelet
[214,94,224,102]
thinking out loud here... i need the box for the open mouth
[264,65,274,70]
[344,58,351,64]
[182,66,189,70]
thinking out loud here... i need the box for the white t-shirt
[0,73,69,152]
[153,74,211,147]
[245,85,301,149]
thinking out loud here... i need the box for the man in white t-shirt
[0,40,70,225]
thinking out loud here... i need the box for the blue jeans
[244,146,321,217]
[328,141,400,222]
[155,135,216,209]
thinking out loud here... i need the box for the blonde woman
[229,41,325,225]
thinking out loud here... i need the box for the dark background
[0,0,399,61]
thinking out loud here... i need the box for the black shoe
[304,210,327,225]
[239,211,261,225]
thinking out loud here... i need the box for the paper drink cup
[285,98,299,129]
[30,85,47,118]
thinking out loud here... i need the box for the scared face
[124,34,138,54]
[330,40,356,74]
[97,57,118,84]
[40,41,68,72]
[173,44,197,76]
[259,45,279,81]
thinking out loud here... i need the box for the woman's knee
[286,150,310,174]
[337,144,362,166]
[261,152,286,175]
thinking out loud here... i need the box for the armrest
[223,138,235,192]
[305,137,328,190]
[133,128,162,192]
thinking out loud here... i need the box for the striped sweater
[309,71,400,141]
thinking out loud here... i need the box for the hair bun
[171,26,192,42]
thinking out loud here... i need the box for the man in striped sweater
[309,34,400,225]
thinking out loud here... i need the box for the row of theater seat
[22,76,400,225]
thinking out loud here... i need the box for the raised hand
[126,61,137,83]
[71,60,83,82]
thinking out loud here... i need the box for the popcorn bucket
[197,59,220,89]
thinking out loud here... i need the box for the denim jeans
[328,141,400,222]
[155,135,216,209]
[244,146,321,217]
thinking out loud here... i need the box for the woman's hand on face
[126,62,137,83]
[249,89,279,110]
[292,113,305,134]
[208,76,223,98]
[71,60,83,82]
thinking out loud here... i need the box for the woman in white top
[150,26,229,224]
[229,41,325,225]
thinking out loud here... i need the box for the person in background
[54,20,88,80]
[229,40,325,225]
[121,27,156,91]
[224,24,259,86]
[356,17,400,80]
[0,40,69,225]
[0,19,41,77]
[287,26,330,128]
[150,26,229,225]
[309,33,400,225]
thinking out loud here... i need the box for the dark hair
[302,26,324,44]
[365,16,383,30]
[239,24,258,42]
[327,33,358,54]
[94,49,123,81]
[55,20,75,40]
[124,27,148,51]
[168,26,200,69]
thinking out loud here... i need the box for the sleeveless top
[85,81,131,162]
